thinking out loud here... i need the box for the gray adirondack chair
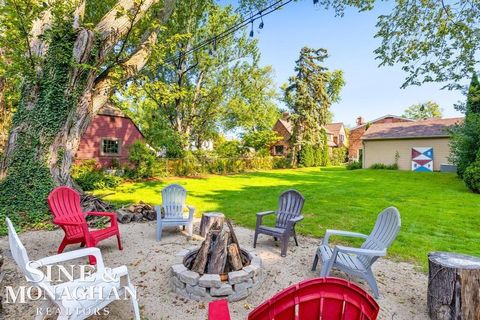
[253,190,305,257]
[155,184,195,241]
[311,206,401,298]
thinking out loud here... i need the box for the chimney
[282,111,290,120]
[356,116,364,126]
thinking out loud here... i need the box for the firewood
[207,230,229,274]
[192,231,213,274]
[143,209,156,221]
[227,243,243,271]
[131,212,143,222]
[116,210,133,224]
[226,219,248,265]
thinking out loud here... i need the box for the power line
[163,0,295,65]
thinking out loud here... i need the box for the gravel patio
[0,219,428,319]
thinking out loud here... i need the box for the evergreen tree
[451,73,480,181]
[283,47,344,166]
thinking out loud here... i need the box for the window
[339,135,344,143]
[275,145,285,155]
[101,139,120,155]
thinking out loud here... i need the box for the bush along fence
[72,146,349,190]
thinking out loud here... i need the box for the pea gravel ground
[0,220,428,320]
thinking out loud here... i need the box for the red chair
[209,277,379,320]
[47,186,122,265]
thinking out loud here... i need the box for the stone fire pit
[170,247,265,302]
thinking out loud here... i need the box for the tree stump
[428,252,480,320]
[199,212,225,238]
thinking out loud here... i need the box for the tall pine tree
[283,48,344,166]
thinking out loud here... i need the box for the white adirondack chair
[6,217,140,320]
[311,207,401,298]
[155,184,195,241]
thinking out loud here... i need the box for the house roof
[361,117,463,140]
[351,114,413,130]
[278,119,293,133]
[97,103,145,139]
[98,103,126,117]
[276,118,337,135]
[326,122,344,136]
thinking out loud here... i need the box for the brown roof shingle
[361,117,463,140]
[326,122,344,136]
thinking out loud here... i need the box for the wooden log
[131,212,143,222]
[142,207,156,221]
[199,212,225,238]
[192,231,213,274]
[227,243,243,271]
[428,252,480,320]
[226,219,248,265]
[207,230,229,274]
[116,210,132,224]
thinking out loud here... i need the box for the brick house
[270,113,293,156]
[348,115,412,161]
[270,113,346,156]
[76,104,145,168]
[326,123,348,148]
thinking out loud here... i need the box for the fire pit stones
[170,247,265,302]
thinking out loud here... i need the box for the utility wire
[163,0,295,65]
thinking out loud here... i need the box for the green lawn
[94,167,480,268]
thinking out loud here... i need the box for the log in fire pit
[170,219,264,301]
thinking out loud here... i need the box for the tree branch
[95,0,160,57]
[91,0,175,112]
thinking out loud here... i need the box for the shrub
[242,130,281,155]
[331,147,348,165]
[369,163,399,170]
[72,160,122,191]
[125,141,156,179]
[215,139,243,158]
[346,161,362,170]
[464,161,480,193]
[299,145,315,167]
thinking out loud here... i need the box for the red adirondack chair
[47,186,122,265]
[208,277,380,320]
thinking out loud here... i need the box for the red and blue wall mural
[411,147,434,172]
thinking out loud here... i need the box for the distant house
[270,112,347,156]
[348,115,413,161]
[76,104,145,168]
[271,113,293,156]
[361,117,463,171]
[326,123,348,148]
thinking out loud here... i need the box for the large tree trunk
[0,0,175,222]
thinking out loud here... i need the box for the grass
[94,167,480,269]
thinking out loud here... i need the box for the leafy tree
[402,101,442,120]
[315,1,480,88]
[451,73,480,182]
[0,0,258,226]
[214,138,243,158]
[119,2,278,153]
[242,130,281,155]
[283,47,344,165]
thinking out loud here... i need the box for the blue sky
[229,1,466,127]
